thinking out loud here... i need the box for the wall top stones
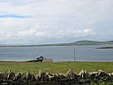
[0,70,113,85]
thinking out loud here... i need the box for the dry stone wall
[0,70,113,85]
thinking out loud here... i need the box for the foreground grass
[0,61,113,74]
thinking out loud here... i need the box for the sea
[0,44,113,62]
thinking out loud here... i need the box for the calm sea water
[0,45,113,62]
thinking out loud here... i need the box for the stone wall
[0,70,113,85]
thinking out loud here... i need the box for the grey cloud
[0,0,113,44]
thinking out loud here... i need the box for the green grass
[0,62,113,74]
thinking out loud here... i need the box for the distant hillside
[0,40,113,47]
[41,40,113,46]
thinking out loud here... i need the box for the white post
[74,48,76,61]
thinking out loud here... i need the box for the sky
[0,0,113,44]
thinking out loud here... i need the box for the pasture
[0,61,113,74]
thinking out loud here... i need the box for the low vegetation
[0,62,113,74]
[0,62,113,84]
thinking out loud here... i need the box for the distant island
[0,40,113,47]
[96,47,113,49]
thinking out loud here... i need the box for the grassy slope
[35,41,113,46]
[0,62,113,74]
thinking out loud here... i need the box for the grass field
[0,62,113,74]
[0,61,113,74]
[0,62,113,85]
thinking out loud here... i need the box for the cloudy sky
[0,0,113,44]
